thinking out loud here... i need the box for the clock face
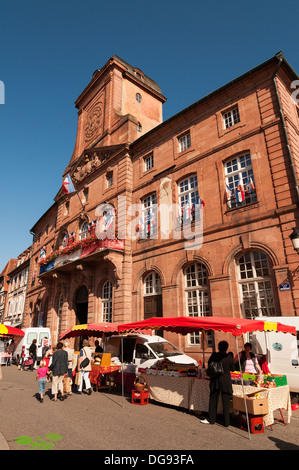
[84,104,102,141]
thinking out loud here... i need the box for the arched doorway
[74,286,89,350]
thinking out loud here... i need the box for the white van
[105,334,198,372]
[13,327,51,363]
[252,317,299,395]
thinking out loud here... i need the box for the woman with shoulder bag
[77,339,93,395]
[201,341,235,427]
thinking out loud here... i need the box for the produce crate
[242,373,256,380]
[264,375,287,387]
[239,413,264,434]
[233,394,269,416]
[231,372,242,379]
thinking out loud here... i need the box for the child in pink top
[35,360,48,403]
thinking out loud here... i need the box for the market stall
[89,353,121,391]
[0,324,25,337]
[59,322,120,340]
[0,324,25,366]
[60,322,127,400]
[119,316,296,439]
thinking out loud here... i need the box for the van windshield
[150,342,183,358]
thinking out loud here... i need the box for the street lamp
[289,227,299,253]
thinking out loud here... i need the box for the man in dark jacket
[49,342,68,401]
[201,340,235,427]
[29,339,37,371]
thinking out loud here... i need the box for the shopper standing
[29,339,37,371]
[49,342,68,401]
[77,339,93,395]
[201,341,235,427]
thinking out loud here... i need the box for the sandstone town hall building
[23,52,299,361]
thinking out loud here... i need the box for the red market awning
[118,316,297,337]
[60,322,120,340]
[0,324,25,337]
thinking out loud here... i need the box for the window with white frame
[184,263,210,345]
[144,272,162,296]
[224,153,257,209]
[223,106,240,129]
[140,194,157,238]
[178,132,191,152]
[102,281,113,322]
[238,252,276,319]
[79,221,89,240]
[144,154,154,172]
[178,175,199,224]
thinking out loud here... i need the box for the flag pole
[235,336,251,440]
[75,191,85,213]
[62,174,85,213]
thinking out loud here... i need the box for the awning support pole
[121,336,124,408]
[235,336,251,440]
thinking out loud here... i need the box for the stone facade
[23,53,299,362]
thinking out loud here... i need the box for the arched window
[79,221,89,240]
[102,281,112,322]
[144,272,161,296]
[184,263,210,345]
[237,251,276,319]
[143,272,162,320]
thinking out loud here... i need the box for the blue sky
[1,0,299,270]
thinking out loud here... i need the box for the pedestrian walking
[77,339,93,395]
[35,359,48,403]
[48,342,68,401]
[29,339,37,371]
[6,339,15,366]
[201,340,235,427]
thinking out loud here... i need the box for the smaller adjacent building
[1,247,31,327]
[0,259,18,323]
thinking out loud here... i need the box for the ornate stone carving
[71,149,113,184]
[84,104,102,141]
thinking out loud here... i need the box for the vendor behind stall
[234,342,262,374]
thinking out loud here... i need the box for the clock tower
[65,55,166,176]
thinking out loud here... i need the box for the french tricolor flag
[249,177,255,192]
[226,184,233,201]
[237,183,245,202]
[62,174,76,194]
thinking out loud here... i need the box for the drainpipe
[272,52,299,205]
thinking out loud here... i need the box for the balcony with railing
[39,232,124,276]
